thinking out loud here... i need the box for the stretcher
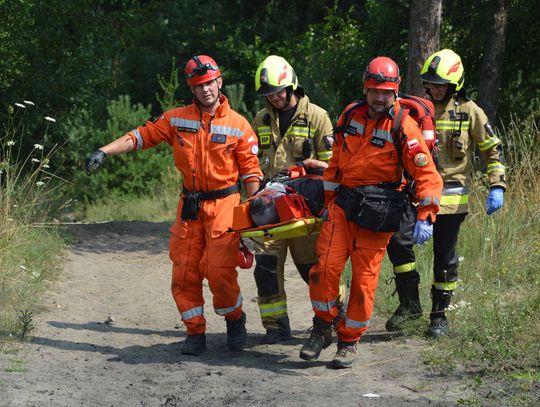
[239,216,323,242]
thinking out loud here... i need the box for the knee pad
[254,255,279,297]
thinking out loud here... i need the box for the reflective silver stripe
[442,186,468,195]
[215,294,243,316]
[418,196,439,207]
[349,119,365,135]
[240,173,263,181]
[323,181,340,191]
[210,124,244,138]
[181,305,204,320]
[171,118,200,130]
[311,299,337,312]
[373,128,393,142]
[133,129,143,150]
[345,317,370,329]
[422,130,435,141]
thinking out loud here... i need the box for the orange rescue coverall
[311,101,442,342]
[128,95,262,335]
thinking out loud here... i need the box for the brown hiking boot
[299,316,332,360]
[331,340,358,369]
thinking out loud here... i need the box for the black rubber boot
[226,312,247,351]
[385,271,422,332]
[332,340,358,369]
[261,316,292,344]
[426,287,453,338]
[181,334,207,356]
[299,316,332,360]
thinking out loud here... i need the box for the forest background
[1,1,539,401]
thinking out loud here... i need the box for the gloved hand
[486,187,504,215]
[319,208,329,221]
[85,150,107,175]
[413,220,433,245]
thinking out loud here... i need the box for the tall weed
[1,101,66,338]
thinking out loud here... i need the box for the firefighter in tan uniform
[251,55,334,343]
[419,49,506,337]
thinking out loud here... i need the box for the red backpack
[334,93,437,156]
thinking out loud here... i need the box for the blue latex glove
[486,187,504,215]
[413,220,433,245]
[319,208,329,221]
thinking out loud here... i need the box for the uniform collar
[192,94,230,117]
[265,93,311,121]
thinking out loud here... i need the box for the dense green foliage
[2,1,539,202]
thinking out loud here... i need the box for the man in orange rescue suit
[415,49,506,338]
[299,56,443,368]
[251,55,334,344]
[85,55,263,356]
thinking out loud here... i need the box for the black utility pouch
[336,186,406,232]
[181,193,201,220]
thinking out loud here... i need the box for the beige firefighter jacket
[251,94,334,179]
[435,96,506,214]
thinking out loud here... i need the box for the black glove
[85,150,107,175]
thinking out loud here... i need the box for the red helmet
[185,55,221,87]
[363,56,401,92]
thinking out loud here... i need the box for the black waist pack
[335,185,406,232]
[181,193,201,220]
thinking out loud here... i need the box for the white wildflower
[43,164,50,169]
[31,158,40,163]
[24,100,35,106]
[15,103,26,108]
[458,256,464,262]
[36,181,45,186]
[12,204,18,207]
[34,143,44,150]
[20,265,27,271]
[44,116,56,123]
[31,271,41,279]
[7,140,15,146]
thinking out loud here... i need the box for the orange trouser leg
[336,226,392,342]
[170,219,206,335]
[201,223,243,322]
[309,202,352,323]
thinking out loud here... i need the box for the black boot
[427,287,453,338]
[262,316,292,344]
[299,316,332,360]
[181,334,207,356]
[385,271,422,331]
[226,312,247,351]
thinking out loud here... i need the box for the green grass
[1,102,68,340]
[4,357,27,373]
[376,114,540,405]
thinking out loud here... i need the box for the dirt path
[0,221,473,406]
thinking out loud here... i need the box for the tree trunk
[407,0,442,97]
[478,0,508,122]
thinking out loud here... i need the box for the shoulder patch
[413,153,429,167]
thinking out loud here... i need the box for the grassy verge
[1,102,68,341]
[376,114,539,404]
[78,168,180,222]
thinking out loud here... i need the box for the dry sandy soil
[0,221,478,406]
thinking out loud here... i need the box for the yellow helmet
[255,55,298,96]
[420,49,465,91]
